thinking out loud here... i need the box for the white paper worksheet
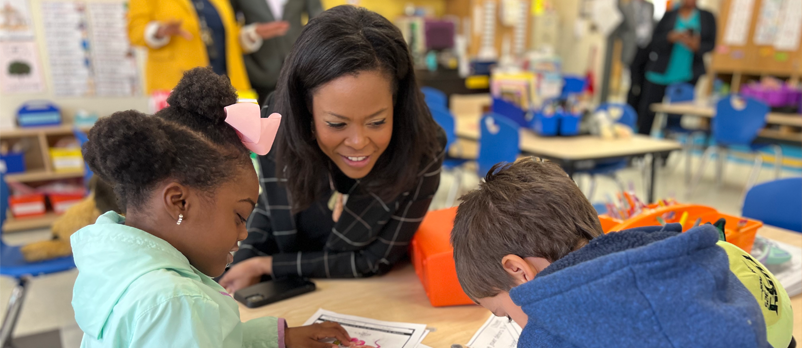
[304,309,429,348]
[467,315,522,348]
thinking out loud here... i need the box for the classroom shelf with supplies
[1,125,91,233]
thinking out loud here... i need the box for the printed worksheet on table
[304,308,428,348]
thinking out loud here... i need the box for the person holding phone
[635,0,716,137]
[231,0,323,105]
[127,0,291,94]
[219,6,446,293]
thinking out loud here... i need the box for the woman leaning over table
[220,5,446,291]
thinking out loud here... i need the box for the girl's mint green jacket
[71,212,285,348]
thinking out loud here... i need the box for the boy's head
[451,157,603,326]
[83,68,262,277]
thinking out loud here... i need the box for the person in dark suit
[635,0,716,136]
[219,6,446,292]
[232,0,323,105]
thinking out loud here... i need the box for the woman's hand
[667,30,685,43]
[254,21,290,40]
[285,322,355,348]
[156,20,193,40]
[219,256,272,293]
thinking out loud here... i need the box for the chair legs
[742,152,765,202]
[771,144,783,179]
[688,145,717,196]
[715,148,728,186]
[0,277,30,348]
[444,167,463,208]
[586,175,597,201]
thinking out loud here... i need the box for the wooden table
[239,225,802,346]
[453,114,682,203]
[650,100,802,142]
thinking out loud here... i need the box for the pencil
[679,212,689,226]
[656,216,666,226]
[692,218,702,228]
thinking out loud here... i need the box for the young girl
[71,67,351,348]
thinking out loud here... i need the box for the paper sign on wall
[0,41,44,93]
[754,0,783,45]
[774,0,802,51]
[723,0,754,46]
[0,0,35,41]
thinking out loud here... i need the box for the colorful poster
[0,41,44,93]
[41,1,92,96]
[754,0,783,45]
[0,0,34,40]
[723,0,754,46]
[774,0,802,51]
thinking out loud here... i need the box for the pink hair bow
[224,103,281,155]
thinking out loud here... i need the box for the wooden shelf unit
[1,125,91,233]
[3,212,61,233]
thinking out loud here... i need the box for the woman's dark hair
[273,5,441,211]
[82,68,251,211]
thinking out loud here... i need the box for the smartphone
[234,277,316,308]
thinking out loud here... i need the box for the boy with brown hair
[451,157,789,348]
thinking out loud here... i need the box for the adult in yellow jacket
[128,0,289,93]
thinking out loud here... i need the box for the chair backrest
[491,97,528,127]
[422,87,447,109]
[743,177,802,232]
[0,171,8,234]
[478,113,520,176]
[713,95,769,146]
[665,83,695,103]
[73,128,93,191]
[561,76,587,99]
[429,106,457,151]
[595,103,637,129]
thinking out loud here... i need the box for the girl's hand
[285,322,353,348]
[219,256,272,293]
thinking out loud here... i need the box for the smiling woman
[220,5,446,290]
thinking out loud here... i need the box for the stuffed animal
[20,177,119,262]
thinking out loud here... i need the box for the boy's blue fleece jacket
[510,224,770,348]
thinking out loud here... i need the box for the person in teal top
[71,68,352,348]
[645,9,700,85]
[633,0,716,137]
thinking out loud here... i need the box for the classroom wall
[0,0,446,129]
[0,0,150,129]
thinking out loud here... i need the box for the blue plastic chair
[422,87,447,110]
[478,113,520,177]
[0,171,76,346]
[660,83,710,184]
[560,76,587,100]
[577,103,638,199]
[430,106,471,206]
[491,97,528,128]
[743,177,802,232]
[74,127,93,192]
[689,95,783,199]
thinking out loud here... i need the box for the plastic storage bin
[9,193,46,218]
[599,203,761,253]
[531,107,559,136]
[559,111,581,136]
[49,147,83,173]
[0,152,26,173]
[49,192,85,214]
[409,207,473,307]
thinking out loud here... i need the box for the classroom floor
[1,151,800,348]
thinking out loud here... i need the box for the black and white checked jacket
[235,135,446,278]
